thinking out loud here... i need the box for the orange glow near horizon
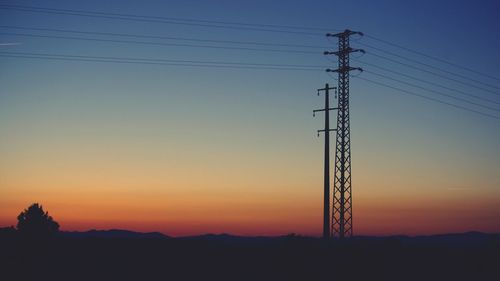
[2,179,499,236]
[1,134,499,236]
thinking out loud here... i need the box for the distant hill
[353,231,500,245]
[180,231,500,243]
[410,231,500,244]
[1,226,499,243]
[60,229,169,239]
[177,233,313,244]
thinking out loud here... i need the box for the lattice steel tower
[325,29,363,238]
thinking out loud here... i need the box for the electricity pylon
[325,29,364,238]
[314,84,337,239]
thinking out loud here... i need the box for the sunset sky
[1,0,499,236]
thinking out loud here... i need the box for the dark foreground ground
[1,230,499,281]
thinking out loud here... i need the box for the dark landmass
[1,227,499,281]
[61,229,169,239]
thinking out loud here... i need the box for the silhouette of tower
[325,29,363,238]
[314,84,337,239]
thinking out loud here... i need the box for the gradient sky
[1,0,499,236]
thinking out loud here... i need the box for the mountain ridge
[2,226,499,242]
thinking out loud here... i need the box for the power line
[4,4,498,88]
[0,3,333,32]
[0,4,324,36]
[0,25,328,49]
[0,51,324,67]
[355,59,500,106]
[364,71,500,113]
[364,34,500,82]
[0,54,322,71]
[1,3,497,120]
[358,41,500,91]
[0,32,319,55]
[366,52,500,96]
[0,51,325,71]
[2,4,498,89]
[354,76,500,120]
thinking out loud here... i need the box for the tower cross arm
[326,67,363,73]
[324,48,365,56]
[317,86,336,94]
[313,108,339,116]
[317,128,337,136]
[326,29,363,37]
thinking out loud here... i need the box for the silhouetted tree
[17,203,59,237]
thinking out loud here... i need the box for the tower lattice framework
[326,29,363,238]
